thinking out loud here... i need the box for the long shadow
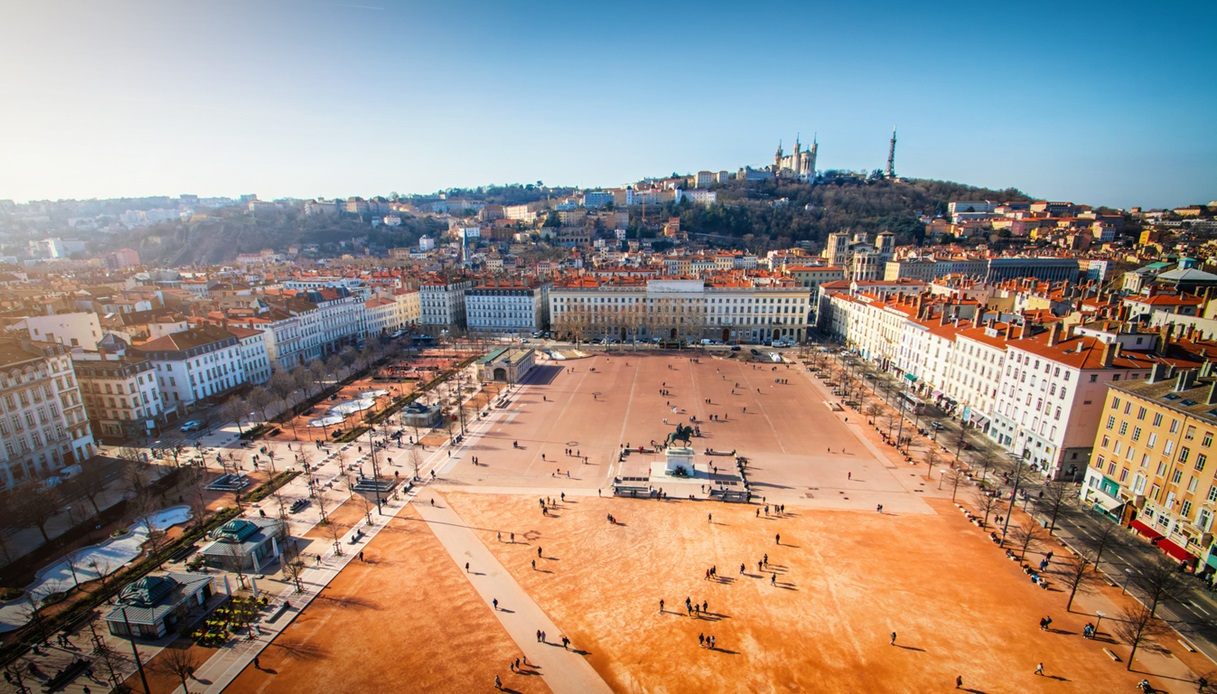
[708,646,740,655]
[314,593,377,610]
[960,689,987,693]
[269,639,330,661]
[1044,674,1070,682]
[1128,668,1196,683]
[776,543,802,549]
[894,644,926,652]
[776,583,799,591]
[499,607,516,614]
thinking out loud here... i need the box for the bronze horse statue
[665,423,694,447]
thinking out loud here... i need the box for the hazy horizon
[2,1,1214,209]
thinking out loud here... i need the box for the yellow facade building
[1083,365,1217,573]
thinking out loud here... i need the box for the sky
[1,1,1214,209]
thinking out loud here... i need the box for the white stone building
[420,278,473,331]
[134,326,246,414]
[465,282,547,334]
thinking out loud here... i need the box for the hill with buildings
[665,176,1033,250]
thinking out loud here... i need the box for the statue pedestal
[664,446,695,475]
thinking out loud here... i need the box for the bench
[266,601,292,624]
[1102,648,1120,661]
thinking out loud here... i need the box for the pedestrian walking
[532,559,536,570]
[890,631,897,645]
[740,563,745,574]
[659,599,665,613]
[562,636,570,649]
[771,573,776,585]
[538,547,543,558]
[493,598,499,610]
[775,533,781,545]
[495,674,503,690]
[699,633,705,647]
[955,675,963,688]
[360,551,365,562]
[536,629,542,642]
[1034,662,1044,676]
[465,562,470,573]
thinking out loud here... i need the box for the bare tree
[974,491,1003,528]
[1055,552,1100,611]
[1087,519,1119,574]
[224,541,248,589]
[269,371,298,411]
[410,446,424,481]
[220,398,249,436]
[154,646,198,693]
[248,388,275,422]
[1008,519,1045,559]
[1133,556,1186,619]
[9,486,60,544]
[865,402,883,425]
[62,461,112,518]
[89,627,125,689]
[923,447,938,479]
[1039,480,1072,535]
[281,551,306,593]
[1112,604,1165,671]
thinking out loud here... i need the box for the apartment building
[1083,366,1217,570]
[228,327,271,385]
[465,281,547,334]
[549,276,810,343]
[19,312,104,350]
[989,324,1178,481]
[0,339,94,488]
[420,278,473,330]
[134,326,246,413]
[395,289,421,327]
[74,346,165,440]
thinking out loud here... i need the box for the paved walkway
[415,498,612,694]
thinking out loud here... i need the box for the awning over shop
[1130,519,1163,541]
[1156,537,1196,564]
[904,373,918,382]
[1089,493,1124,519]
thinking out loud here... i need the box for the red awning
[1157,537,1196,563]
[1130,519,1164,541]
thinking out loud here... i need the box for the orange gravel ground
[227,505,549,694]
[447,491,1209,693]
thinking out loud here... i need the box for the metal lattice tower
[886,128,897,179]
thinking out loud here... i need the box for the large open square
[206,352,1214,692]
[442,352,932,513]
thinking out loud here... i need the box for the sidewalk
[415,497,612,694]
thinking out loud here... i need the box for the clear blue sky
[2,1,1213,208]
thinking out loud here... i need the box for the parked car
[731,345,742,352]
[180,419,204,433]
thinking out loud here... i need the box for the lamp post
[1000,454,1026,543]
[365,426,383,515]
[121,606,152,694]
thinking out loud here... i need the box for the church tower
[774,141,783,175]
[808,134,818,179]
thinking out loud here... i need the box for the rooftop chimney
[1149,362,1169,384]
[1101,340,1120,368]
[1047,321,1062,347]
[1207,380,1217,406]
[1175,369,1198,392]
